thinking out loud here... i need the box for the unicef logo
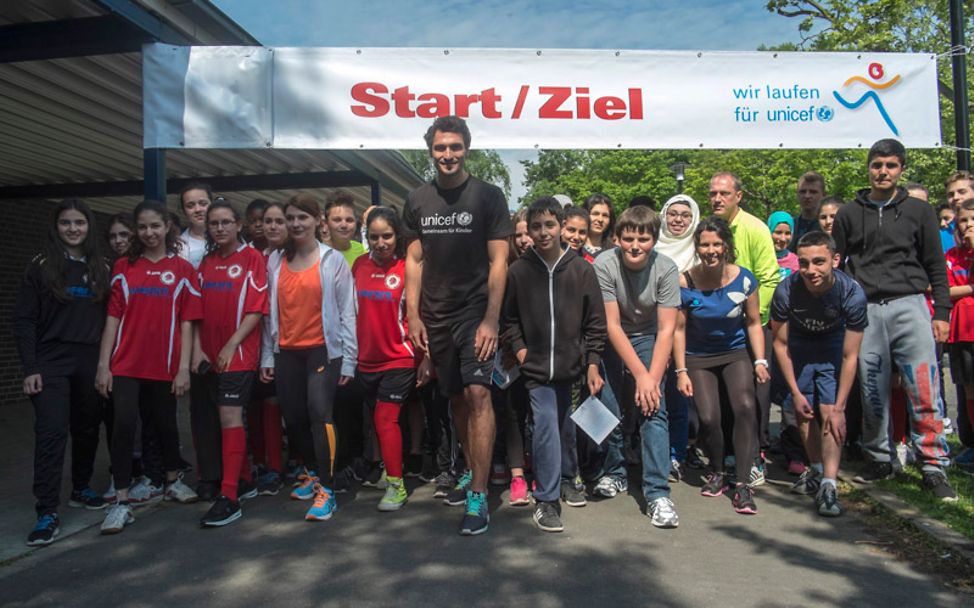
[385,274,402,289]
[160,271,176,285]
[227,264,242,279]
[816,105,834,122]
[457,212,473,227]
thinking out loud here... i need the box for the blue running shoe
[305,484,337,521]
[459,490,489,536]
[954,447,974,466]
[290,469,318,500]
[26,513,59,546]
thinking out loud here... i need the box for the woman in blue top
[673,217,770,515]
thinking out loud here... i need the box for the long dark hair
[129,200,180,262]
[584,193,616,243]
[366,206,406,259]
[203,200,245,256]
[40,198,109,302]
[105,212,135,261]
[283,193,323,262]
[693,216,736,264]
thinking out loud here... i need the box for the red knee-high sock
[247,404,266,467]
[891,386,909,444]
[221,427,246,500]
[374,401,403,478]
[263,401,283,473]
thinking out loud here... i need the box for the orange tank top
[278,257,325,348]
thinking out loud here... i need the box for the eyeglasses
[207,219,237,229]
[666,212,692,221]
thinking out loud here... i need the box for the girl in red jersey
[260,193,357,522]
[95,200,202,535]
[194,201,269,527]
[352,207,426,511]
[16,199,111,546]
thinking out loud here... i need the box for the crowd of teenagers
[17,115,974,546]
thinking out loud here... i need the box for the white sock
[811,463,824,475]
[821,477,837,489]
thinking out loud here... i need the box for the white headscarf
[656,194,701,273]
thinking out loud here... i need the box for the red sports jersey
[946,246,974,342]
[198,244,269,371]
[352,255,417,372]
[108,254,203,381]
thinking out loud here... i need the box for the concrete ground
[0,399,966,607]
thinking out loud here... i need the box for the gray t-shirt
[595,249,680,337]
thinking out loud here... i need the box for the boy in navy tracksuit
[501,197,607,532]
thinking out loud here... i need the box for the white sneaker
[100,503,134,535]
[593,475,627,498]
[128,477,163,507]
[164,478,199,504]
[102,480,117,504]
[648,496,679,528]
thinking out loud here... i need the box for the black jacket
[501,246,607,389]
[832,187,950,322]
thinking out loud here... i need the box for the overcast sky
[212,1,808,202]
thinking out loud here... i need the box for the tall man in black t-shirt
[403,116,513,536]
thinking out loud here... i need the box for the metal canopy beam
[92,0,194,45]
[0,171,377,201]
[0,16,152,63]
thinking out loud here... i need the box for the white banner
[143,45,942,150]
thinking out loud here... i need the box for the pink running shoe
[509,476,530,506]
[787,461,807,476]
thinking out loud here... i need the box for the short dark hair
[179,181,214,210]
[616,205,662,240]
[818,195,845,215]
[905,182,928,197]
[798,171,825,191]
[325,190,356,218]
[796,230,836,254]
[424,115,471,151]
[867,138,906,166]
[693,217,736,263]
[527,196,565,225]
[563,206,590,226]
[628,195,656,210]
[246,198,270,216]
[937,202,953,213]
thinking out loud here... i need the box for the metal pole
[143,148,166,201]
[677,177,685,194]
[949,0,971,171]
[371,181,381,205]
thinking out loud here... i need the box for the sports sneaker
[593,475,628,498]
[749,457,766,487]
[648,496,679,528]
[128,478,163,507]
[290,469,319,500]
[377,476,408,512]
[26,513,59,547]
[433,471,456,499]
[237,479,258,501]
[559,479,586,507]
[700,472,728,497]
[490,463,510,486]
[895,442,916,468]
[954,447,974,466]
[944,417,955,435]
[853,461,894,484]
[668,459,684,483]
[787,460,807,476]
[164,478,199,504]
[790,467,822,495]
[731,484,757,515]
[195,480,219,502]
[200,496,242,527]
[509,476,531,506]
[257,469,283,496]
[102,480,117,504]
[921,470,958,502]
[285,462,304,486]
[459,490,489,536]
[100,503,134,534]
[533,500,564,532]
[404,454,424,478]
[331,466,354,494]
[362,464,386,489]
[305,484,337,521]
[686,446,706,470]
[816,483,843,517]
[69,487,108,510]
[419,463,439,484]
[444,470,473,506]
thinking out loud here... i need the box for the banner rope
[936,44,971,58]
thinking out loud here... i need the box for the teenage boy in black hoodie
[501,197,607,532]
[832,138,956,501]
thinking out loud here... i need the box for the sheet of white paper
[570,395,619,445]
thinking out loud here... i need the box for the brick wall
[0,200,113,406]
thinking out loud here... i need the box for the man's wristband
[674,367,688,375]
[753,359,768,368]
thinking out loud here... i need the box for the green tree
[399,149,512,198]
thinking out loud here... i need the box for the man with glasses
[832,139,956,501]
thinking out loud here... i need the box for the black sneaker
[26,513,59,546]
[256,470,283,496]
[459,491,489,536]
[237,479,258,501]
[68,487,107,510]
[921,470,958,502]
[351,458,372,482]
[444,470,472,506]
[404,454,424,478]
[853,461,894,484]
[560,480,587,507]
[200,496,241,527]
[361,462,385,488]
[686,446,706,470]
[816,483,843,517]
[433,471,455,499]
[533,500,564,533]
[196,480,220,502]
[331,466,354,494]
[731,484,758,515]
[418,463,439,484]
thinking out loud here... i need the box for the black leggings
[275,347,340,485]
[688,352,757,483]
[111,377,181,489]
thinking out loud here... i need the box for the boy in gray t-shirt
[592,206,681,529]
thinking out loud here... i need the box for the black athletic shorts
[949,342,974,386]
[426,317,493,396]
[208,371,256,408]
[251,376,276,401]
[358,368,416,404]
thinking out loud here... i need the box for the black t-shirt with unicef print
[403,176,513,325]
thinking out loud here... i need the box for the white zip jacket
[260,242,358,377]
